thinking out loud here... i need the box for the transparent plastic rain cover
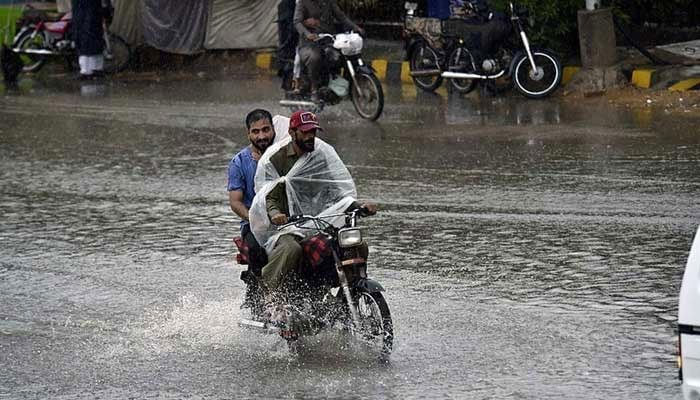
[249,135,357,252]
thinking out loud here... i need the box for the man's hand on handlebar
[359,203,378,216]
[271,213,288,225]
[306,32,319,41]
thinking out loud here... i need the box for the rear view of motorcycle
[404,1,562,99]
[235,209,394,357]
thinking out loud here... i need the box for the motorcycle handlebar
[277,209,375,230]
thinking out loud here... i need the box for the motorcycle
[235,208,393,355]
[11,10,131,74]
[280,32,384,121]
[405,1,562,99]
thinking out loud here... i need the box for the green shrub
[0,6,23,45]
[489,0,581,55]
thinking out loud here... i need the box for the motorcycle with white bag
[280,32,384,121]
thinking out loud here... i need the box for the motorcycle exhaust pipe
[239,318,280,334]
[279,100,317,108]
[409,69,441,77]
[12,48,54,55]
[441,70,506,80]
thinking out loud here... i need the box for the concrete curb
[254,52,700,91]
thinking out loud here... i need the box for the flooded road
[1,73,697,399]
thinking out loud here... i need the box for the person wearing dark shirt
[293,0,364,102]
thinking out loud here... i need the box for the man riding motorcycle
[293,0,365,103]
[248,110,376,326]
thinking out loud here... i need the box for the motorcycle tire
[512,49,562,99]
[408,42,443,92]
[103,32,131,74]
[353,290,393,355]
[350,71,384,121]
[446,46,478,94]
[13,28,48,73]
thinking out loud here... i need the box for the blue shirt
[227,146,258,230]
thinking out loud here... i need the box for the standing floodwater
[0,75,696,399]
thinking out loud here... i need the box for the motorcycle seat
[44,21,70,34]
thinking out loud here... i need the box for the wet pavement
[1,71,698,399]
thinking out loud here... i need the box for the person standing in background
[72,0,112,80]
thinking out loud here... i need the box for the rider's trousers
[298,42,322,88]
[261,234,303,291]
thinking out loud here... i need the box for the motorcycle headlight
[338,228,362,248]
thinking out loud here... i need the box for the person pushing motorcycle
[293,0,365,103]
[249,110,376,300]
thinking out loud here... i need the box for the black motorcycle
[405,1,562,98]
[235,208,393,355]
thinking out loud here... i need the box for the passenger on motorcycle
[293,0,365,103]
[249,110,376,301]
[228,109,277,311]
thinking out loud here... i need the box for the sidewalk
[254,38,700,92]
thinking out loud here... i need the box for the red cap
[289,110,321,133]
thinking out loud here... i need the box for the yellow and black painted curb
[629,68,700,91]
[254,52,700,91]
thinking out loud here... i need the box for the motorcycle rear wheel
[447,46,477,94]
[409,42,443,92]
[513,50,562,99]
[354,291,393,355]
[13,28,48,73]
[350,72,384,121]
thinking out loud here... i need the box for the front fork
[518,25,538,72]
[346,58,366,99]
[333,251,361,329]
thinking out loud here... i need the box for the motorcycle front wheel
[350,72,384,121]
[103,32,131,74]
[353,291,393,355]
[13,28,48,73]
[409,42,443,92]
[512,50,562,99]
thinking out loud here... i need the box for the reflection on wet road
[1,73,697,399]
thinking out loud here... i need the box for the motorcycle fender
[12,26,33,45]
[357,64,375,75]
[354,278,384,293]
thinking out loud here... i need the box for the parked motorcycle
[12,11,131,74]
[405,1,562,98]
[235,208,393,355]
[280,32,384,121]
